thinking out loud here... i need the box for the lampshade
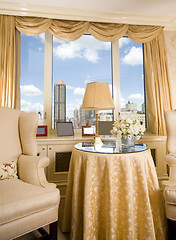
[82,82,115,110]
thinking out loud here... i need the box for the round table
[62,141,166,240]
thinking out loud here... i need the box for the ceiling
[0,0,176,30]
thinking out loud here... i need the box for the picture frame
[82,126,95,136]
[56,122,74,136]
[36,125,47,137]
[98,121,114,136]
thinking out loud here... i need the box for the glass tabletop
[74,141,148,154]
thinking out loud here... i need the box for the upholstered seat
[163,110,176,239]
[163,184,176,221]
[0,107,60,240]
[0,179,59,226]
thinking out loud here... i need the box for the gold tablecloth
[62,147,166,240]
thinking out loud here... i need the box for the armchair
[163,110,176,239]
[0,107,60,240]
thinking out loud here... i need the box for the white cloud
[20,85,43,96]
[66,85,73,89]
[128,93,144,100]
[75,35,110,50]
[83,48,99,63]
[122,46,143,65]
[20,99,43,113]
[53,35,111,63]
[119,38,130,48]
[53,42,81,60]
[73,87,85,96]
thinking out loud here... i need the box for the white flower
[111,116,145,138]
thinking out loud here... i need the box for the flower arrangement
[110,116,145,139]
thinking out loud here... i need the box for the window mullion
[44,30,53,134]
[112,40,120,120]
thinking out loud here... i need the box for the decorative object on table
[82,126,95,136]
[98,120,114,135]
[115,138,122,152]
[82,82,115,147]
[82,141,94,147]
[110,116,145,148]
[36,125,47,136]
[56,122,74,136]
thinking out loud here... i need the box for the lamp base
[94,136,103,146]
[94,136,103,151]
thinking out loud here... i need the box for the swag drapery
[0,15,172,135]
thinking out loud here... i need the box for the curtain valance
[50,20,90,41]
[16,17,52,35]
[15,16,163,43]
[127,25,163,43]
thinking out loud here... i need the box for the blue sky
[20,33,144,118]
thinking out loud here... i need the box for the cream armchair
[163,110,176,239]
[0,107,60,240]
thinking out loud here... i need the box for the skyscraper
[54,80,66,128]
[125,101,137,112]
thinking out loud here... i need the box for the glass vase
[121,135,135,148]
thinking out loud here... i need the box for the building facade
[54,80,66,128]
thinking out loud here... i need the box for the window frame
[44,31,120,135]
[20,31,145,136]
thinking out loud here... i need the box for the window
[20,33,45,123]
[20,32,145,134]
[52,34,112,129]
[119,37,145,125]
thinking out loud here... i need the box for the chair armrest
[166,153,176,166]
[18,155,56,188]
[165,153,176,182]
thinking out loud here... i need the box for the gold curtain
[50,20,90,41]
[126,25,172,135]
[0,15,20,108]
[14,16,172,135]
[15,16,163,43]
[144,32,172,135]
[127,25,163,43]
[16,16,52,35]
[16,16,89,41]
[16,17,128,42]
[15,30,21,109]
[89,22,128,42]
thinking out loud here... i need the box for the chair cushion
[0,179,60,225]
[164,185,176,205]
[0,160,18,180]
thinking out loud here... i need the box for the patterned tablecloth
[62,147,166,240]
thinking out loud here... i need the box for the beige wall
[164,30,176,109]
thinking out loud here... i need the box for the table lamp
[82,82,115,147]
